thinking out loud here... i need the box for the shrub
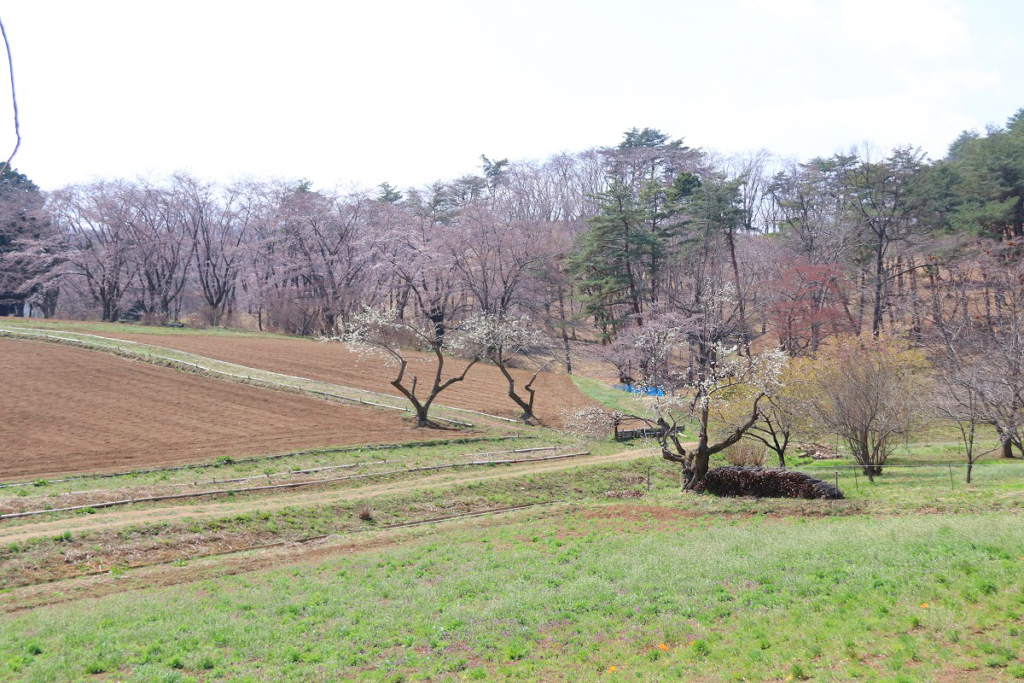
[800,335,928,480]
[723,441,767,467]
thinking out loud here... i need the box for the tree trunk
[872,235,886,336]
[557,289,572,374]
[684,445,710,490]
[414,406,430,428]
[860,464,884,481]
[726,227,749,355]
[685,403,713,490]
[862,464,882,480]
[496,360,538,425]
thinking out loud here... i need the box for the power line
[0,16,19,177]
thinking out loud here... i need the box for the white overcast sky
[1,0,1022,192]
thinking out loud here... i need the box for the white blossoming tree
[344,304,483,427]
[618,315,786,489]
[457,313,553,424]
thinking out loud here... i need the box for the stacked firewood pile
[695,466,844,500]
[793,442,841,460]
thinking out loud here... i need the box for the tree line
[1,107,1022,484]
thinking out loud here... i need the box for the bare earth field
[108,332,593,425]
[0,339,438,480]
[2,324,1023,682]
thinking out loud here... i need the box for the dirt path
[0,448,657,545]
[1,504,571,613]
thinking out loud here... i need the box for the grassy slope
[2,512,1022,682]
[2,463,1023,682]
[0,318,291,339]
[571,376,652,417]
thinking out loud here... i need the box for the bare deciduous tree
[805,335,929,481]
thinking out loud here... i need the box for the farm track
[0,450,582,518]
[0,448,657,545]
[0,504,571,613]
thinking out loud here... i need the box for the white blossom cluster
[453,313,545,359]
[560,405,618,439]
[325,304,440,367]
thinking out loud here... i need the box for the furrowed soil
[0,448,655,545]
[0,338,446,480]
[104,331,593,425]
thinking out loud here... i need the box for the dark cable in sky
[0,16,20,177]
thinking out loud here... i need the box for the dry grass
[723,441,768,467]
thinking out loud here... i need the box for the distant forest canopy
[1,106,1022,354]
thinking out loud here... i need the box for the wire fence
[787,459,1024,492]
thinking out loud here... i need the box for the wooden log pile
[695,466,844,500]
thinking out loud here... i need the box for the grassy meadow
[2,455,1023,682]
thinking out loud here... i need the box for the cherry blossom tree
[611,313,786,488]
[51,181,140,321]
[176,174,250,326]
[458,312,553,424]
[344,304,481,427]
[0,167,60,316]
[656,345,785,488]
[129,178,193,322]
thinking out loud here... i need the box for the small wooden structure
[613,416,680,442]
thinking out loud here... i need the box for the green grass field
[3,508,1023,682]
[2,456,1023,682]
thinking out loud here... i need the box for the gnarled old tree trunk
[496,360,543,425]
[390,345,478,427]
[658,396,763,490]
[995,426,1019,459]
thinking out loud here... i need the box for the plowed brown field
[108,333,594,425]
[0,339,439,480]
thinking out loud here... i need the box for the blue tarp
[613,384,665,397]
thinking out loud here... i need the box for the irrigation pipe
[35,447,563,495]
[0,452,589,520]
[167,446,559,488]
